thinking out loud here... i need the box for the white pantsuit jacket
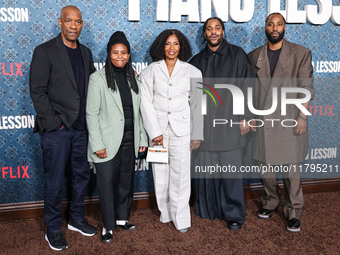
[140,59,203,142]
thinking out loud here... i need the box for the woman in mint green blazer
[86,31,147,244]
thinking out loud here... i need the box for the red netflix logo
[0,62,23,76]
[308,105,334,116]
[1,166,29,179]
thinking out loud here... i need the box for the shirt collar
[204,39,228,57]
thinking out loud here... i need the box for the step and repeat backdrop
[0,0,339,205]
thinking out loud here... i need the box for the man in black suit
[30,5,97,251]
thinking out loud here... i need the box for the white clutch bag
[146,145,168,163]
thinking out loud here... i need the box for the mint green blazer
[86,68,148,163]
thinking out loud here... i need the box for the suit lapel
[170,59,182,77]
[100,70,124,115]
[55,34,78,91]
[266,40,290,109]
[159,59,182,78]
[259,40,290,108]
[131,79,139,121]
[159,60,169,78]
[79,44,89,95]
[255,45,271,92]
[272,39,289,79]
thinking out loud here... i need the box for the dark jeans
[41,127,90,233]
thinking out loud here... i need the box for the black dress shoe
[257,208,274,219]
[118,222,136,231]
[101,229,114,244]
[227,221,242,230]
[287,218,301,233]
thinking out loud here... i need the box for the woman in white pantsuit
[140,29,203,232]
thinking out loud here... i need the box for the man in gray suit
[248,13,314,232]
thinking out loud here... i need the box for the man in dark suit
[248,13,314,233]
[30,5,97,251]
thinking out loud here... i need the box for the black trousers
[95,130,135,230]
[195,149,246,224]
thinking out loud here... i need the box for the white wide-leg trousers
[152,125,191,230]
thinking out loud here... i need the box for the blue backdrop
[0,0,339,205]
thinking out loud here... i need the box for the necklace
[166,59,177,73]
[167,65,174,71]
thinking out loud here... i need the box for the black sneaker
[101,228,114,244]
[227,221,243,230]
[45,231,68,251]
[68,219,98,236]
[257,208,273,219]
[118,222,136,231]
[287,218,301,233]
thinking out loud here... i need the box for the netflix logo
[1,166,29,179]
[308,105,334,116]
[0,62,23,76]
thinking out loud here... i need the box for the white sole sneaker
[45,234,68,251]
[67,223,96,237]
[257,213,272,219]
[287,226,301,233]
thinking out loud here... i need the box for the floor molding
[1,178,339,221]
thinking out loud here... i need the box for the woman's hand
[152,135,164,146]
[190,140,201,151]
[95,149,107,159]
[139,146,147,152]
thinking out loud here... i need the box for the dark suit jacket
[248,39,315,164]
[30,33,96,135]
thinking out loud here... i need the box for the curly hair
[105,48,139,94]
[149,29,192,62]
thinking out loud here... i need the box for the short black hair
[203,17,225,33]
[149,29,192,62]
[265,12,286,25]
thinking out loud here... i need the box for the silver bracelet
[298,115,307,121]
